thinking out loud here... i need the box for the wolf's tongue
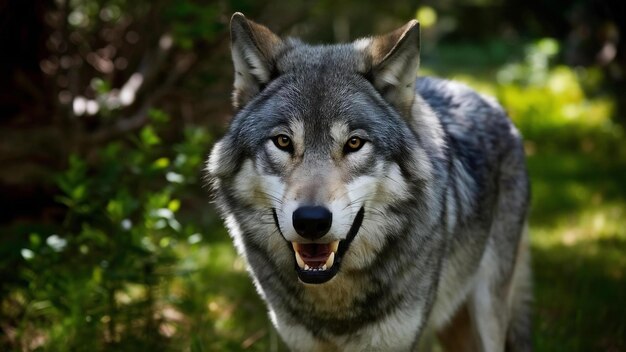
[297,243,331,267]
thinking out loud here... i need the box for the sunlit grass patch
[165,231,278,351]
[528,153,626,351]
[532,215,626,351]
[531,202,626,251]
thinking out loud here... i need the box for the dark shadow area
[533,238,626,351]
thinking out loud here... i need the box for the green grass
[528,152,626,351]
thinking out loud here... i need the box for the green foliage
[166,2,224,48]
[495,39,617,140]
[442,38,623,159]
[9,110,215,350]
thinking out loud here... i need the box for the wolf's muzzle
[273,207,365,285]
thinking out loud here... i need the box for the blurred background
[1,0,625,350]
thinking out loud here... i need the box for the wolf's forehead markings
[288,119,305,153]
[330,122,349,143]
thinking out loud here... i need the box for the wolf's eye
[344,137,364,153]
[272,134,293,152]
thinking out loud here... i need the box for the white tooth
[330,240,339,253]
[322,264,327,271]
[291,242,299,251]
[304,264,310,270]
[325,252,335,269]
[295,251,305,269]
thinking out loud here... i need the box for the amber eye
[344,136,364,153]
[272,134,293,152]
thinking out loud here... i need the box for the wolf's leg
[467,227,532,352]
[416,325,436,352]
[468,245,508,352]
[469,148,531,352]
[436,303,478,352]
[504,226,532,352]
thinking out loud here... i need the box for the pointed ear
[358,20,420,117]
[230,13,284,110]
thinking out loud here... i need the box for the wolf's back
[416,76,528,202]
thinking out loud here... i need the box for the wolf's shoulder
[415,76,520,147]
[415,76,524,189]
[415,76,506,124]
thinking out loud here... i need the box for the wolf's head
[207,13,437,286]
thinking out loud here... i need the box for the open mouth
[293,241,338,271]
[278,207,365,284]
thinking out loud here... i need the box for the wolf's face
[208,13,433,285]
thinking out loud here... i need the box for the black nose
[292,206,332,240]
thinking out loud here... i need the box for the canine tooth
[322,264,327,271]
[304,264,310,270]
[330,240,339,253]
[291,242,299,251]
[325,252,335,269]
[294,251,305,269]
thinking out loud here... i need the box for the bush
[7,112,213,350]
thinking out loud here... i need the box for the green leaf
[29,233,41,248]
[71,184,87,201]
[148,109,170,123]
[106,199,124,220]
[168,199,181,212]
[91,78,111,95]
[153,157,170,169]
[140,126,161,147]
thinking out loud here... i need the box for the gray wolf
[206,12,532,352]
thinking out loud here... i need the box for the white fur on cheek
[277,198,301,242]
[257,173,285,209]
[341,172,386,269]
[233,160,258,204]
[376,163,410,201]
[327,196,352,241]
[255,168,292,268]
[231,157,293,269]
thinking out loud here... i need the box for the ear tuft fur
[230,13,285,110]
[358,20,421,117]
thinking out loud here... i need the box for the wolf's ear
[358,20,420,117]
[230,12,284,110]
